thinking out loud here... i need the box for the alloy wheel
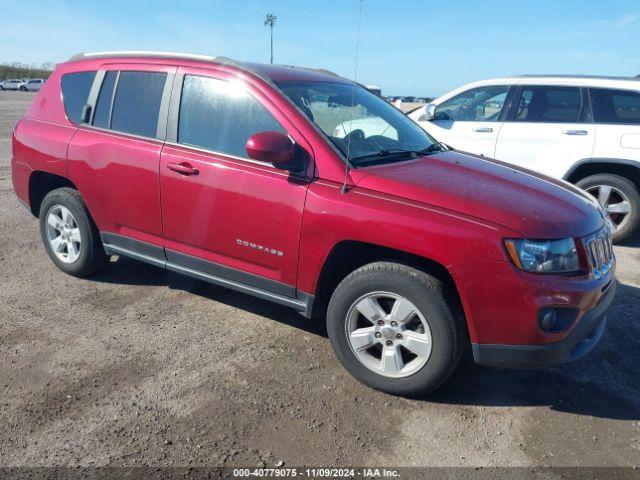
[585,184,632,233]
[45,205,82,263]
[345,291,432,378]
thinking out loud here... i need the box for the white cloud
[619,14,639,28]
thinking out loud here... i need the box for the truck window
[591,88,640,125]
[61,71,96,124]
[177,75,285,159]
[110,71,167,138]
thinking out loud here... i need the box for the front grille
[583,227,614,279]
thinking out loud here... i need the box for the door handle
[473,127,493,133]
[167,162,199,176]
[562,129,588,136]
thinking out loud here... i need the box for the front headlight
[504,238,581,274]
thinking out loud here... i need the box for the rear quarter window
[60,71,96,124]
[590,88,640,125]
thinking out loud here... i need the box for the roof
[68,51,349,84]
[511,74,640,82]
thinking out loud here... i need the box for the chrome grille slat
[583,227,614,279]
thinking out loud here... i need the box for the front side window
[61,71,96,124]
[178,75,285,158]
[590,88,640,125]
[277,81,439,166]
[435,86,509,122]
[110,71,167,138]
[514,86,582,123]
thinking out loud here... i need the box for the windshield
[276,81,440,166]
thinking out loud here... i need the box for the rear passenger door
[159,67,313,292]
[495,85,595,178]
[67,64,175,249]
[590,87,640,163]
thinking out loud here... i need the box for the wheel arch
[311,240,467,336]
[564,158,640,191]
[28,171,78,217]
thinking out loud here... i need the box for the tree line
[0,62,54,80]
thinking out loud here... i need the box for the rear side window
[177,75,285,158]
[61,71,96,124]
[590,88,640,125]
[110,71,167,138]
[515,86,582,123]
[92,71,118,129]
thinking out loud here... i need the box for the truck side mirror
[246,131,300,170]
[419,103,436,122]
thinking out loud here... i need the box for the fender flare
[563,158,640,182]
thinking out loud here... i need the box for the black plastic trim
[84,70,105,125]
[472,280,616,369]
[101,232,166,263]
[100,232,313,316]
[165,72,183,143]
[562,157,640,181]
[156,72,175,141]
[166,249,295,298]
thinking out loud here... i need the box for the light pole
[264,13,277,64]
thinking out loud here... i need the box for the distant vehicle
[410,75,640,242]
[366,85,382,97]
[333,116,398,140]
[23,79,44,91]
[0,79,25,91]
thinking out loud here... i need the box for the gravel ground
[1,90,639,470]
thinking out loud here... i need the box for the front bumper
[471,279,616,369]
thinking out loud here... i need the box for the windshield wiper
[418,142,450,155]
[349,149,418,164]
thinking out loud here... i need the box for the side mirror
[475,104,486,118]
[246,131,296,167]
[419,103,436,121]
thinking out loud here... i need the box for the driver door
[417,85,511,158]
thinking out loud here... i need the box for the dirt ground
[1,90,639,470]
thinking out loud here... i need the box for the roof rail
[68,51,239,67]
[511,74,640,81]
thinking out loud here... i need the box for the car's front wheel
[577,174,640,243]
[326,262,463,396]
[19,86,27,91]
[39,188,108,277]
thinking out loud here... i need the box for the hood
[351,151,604,238]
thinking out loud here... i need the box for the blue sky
[1,0,639,96]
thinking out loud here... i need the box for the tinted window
[110,71,167,138]
[61,71,96,124]
[92,71,118,129]
[591,88,640,125]
[515,86,582,123]
[435,86,509,122]
[178,75,285,158]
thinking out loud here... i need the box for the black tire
[39,188,108,277]
[576,173,640,243]
[326,262,464,396]
[19,86,27,91]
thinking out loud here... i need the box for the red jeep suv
[11,52,616,395]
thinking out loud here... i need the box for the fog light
[540,311,557,331]
[538,307,579,333]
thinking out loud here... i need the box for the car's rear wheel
[326,262,463,396]
[577,174,640,243]
[39,188,108,277]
